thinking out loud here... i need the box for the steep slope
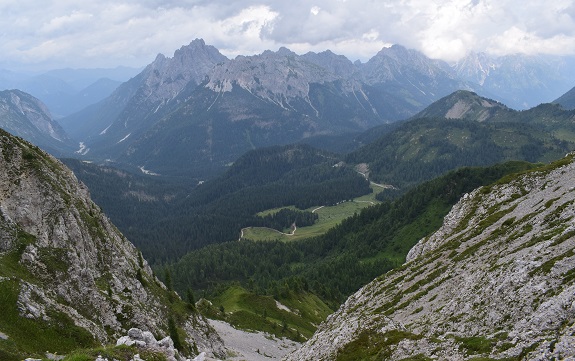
[0,129,223,360]
[286,154,575,361]
[554,85,575,110]
[0,89,75,156]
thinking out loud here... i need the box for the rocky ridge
[59,38,228,154]
[205,47,359,111]
[285,154,575,360]
[0,129,224,359]
[57,40,575,178]
[0,89,73,156]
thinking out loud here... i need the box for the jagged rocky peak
[301,49,358,79]
[360,44,453,84]
[0,129,224,359]
[138,38,228,101]
[286,154,575,360]
[205,45,342,100]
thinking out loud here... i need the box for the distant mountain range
[453,52,575,108]
[52,39,575,179]
[0,66,140,118]
[2,39,574,179]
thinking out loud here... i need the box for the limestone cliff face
[286,154,575,360]
[0,129,223,357]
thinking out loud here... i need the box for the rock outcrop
[0,129,224,359]
[116,328,178,361]
[285,154,575,360]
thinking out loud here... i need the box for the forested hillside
[164,161,537,305]
[346,93,575,189]
[66,144,370,263]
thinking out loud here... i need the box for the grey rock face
[205,47,354,104]
[117,328,176,361]
[0,89,73,155]
[286,154,575,360]
[0,129,223,357]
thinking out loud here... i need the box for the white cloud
[40,10,94,35]
[0,0,574,70]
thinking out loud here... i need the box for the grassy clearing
[243,184,385,242]
[256,206,298,217]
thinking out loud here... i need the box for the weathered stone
[191,352,206,361]
[115,328,179,361]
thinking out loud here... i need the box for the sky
[1,0,575,71]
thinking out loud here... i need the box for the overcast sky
[2,0,575,71]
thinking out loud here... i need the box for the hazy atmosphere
[3,0,575,70]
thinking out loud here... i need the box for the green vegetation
[0,279,97,359]
[346,112,575,190]
[0,140,202,360]
[62,344,168,361]
[198,285,331,340]
[335,329,423,361]
[65,144,371,264]
[0,228,99,359]
[164,161,537,308]
[455,335,494,354]
[242,184,384,241]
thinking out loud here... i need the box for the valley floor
[208,319,300,361]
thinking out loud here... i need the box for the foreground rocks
[0,129,223,359]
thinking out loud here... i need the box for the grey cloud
[1,0,575,71]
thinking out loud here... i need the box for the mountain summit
[59,39,228,159]
[59,40,476,178]
[56,40,575,178]
[412,90,511,121]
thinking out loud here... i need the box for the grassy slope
[199,285,332,341]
